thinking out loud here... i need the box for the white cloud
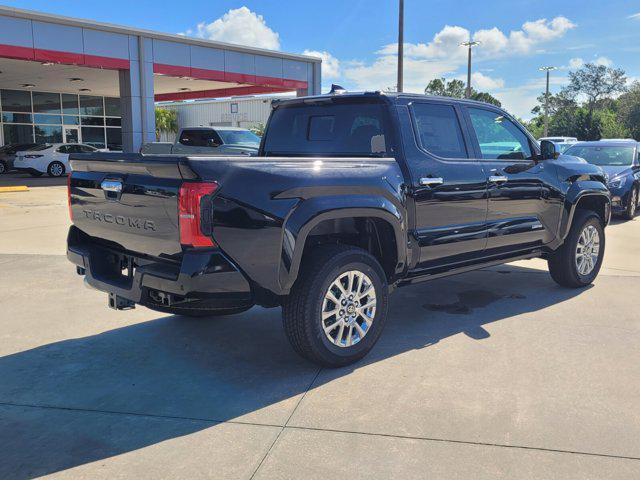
[471,72,505,90]
[568,57,584,69]
[341,16,575,109]
[628,13,640,20]
[594,56,613,67]
[302,50,340,79]
[181,7,280,50]
[377,16,576,62]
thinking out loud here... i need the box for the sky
[5,0,640,119]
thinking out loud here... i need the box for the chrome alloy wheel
[321,270,377,348]
[49,163,64,177]
[575,225,600,276]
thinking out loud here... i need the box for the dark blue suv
[564,140,640,220]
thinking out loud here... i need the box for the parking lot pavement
[1,185,639,479]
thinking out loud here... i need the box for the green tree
[249,123,265,137]
[425,78,501,107]
[617,81,640,140]
[155,108,178,141]
[565,63,627,115]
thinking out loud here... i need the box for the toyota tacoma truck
[67,91,610,367]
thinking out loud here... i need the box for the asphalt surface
[1,174,639,479]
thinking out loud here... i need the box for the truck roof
[273,91,503,109]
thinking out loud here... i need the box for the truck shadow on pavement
[0,264,588,479]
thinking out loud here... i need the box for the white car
[13,143,99,177]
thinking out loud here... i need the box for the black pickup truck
[67,92,610,367]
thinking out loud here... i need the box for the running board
[397,250,543,287]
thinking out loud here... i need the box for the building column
[296,61,322,97]
[119,36,155,153]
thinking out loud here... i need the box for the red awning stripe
[0,43,130,70]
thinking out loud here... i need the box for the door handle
[488,175,508,184]
[419,177,444,187]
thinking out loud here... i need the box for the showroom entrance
[0,6,321,152]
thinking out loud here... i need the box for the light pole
[460,40,480,98]
[539,66,557,137]
[397,0,404,93]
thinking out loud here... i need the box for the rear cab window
[179,129,222,147]
[262,98,391,157]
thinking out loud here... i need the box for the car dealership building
[0,6,321,152]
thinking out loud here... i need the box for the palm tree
[155,108,178,141]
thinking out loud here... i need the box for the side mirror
[207,139,221,148]
[540,140,559,160]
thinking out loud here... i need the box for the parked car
[539,136,578,143]
[66,92,610,367]
[0,143,38,174]
[141,127,260,155]
[14,143,98,177]
[564,140,640,219]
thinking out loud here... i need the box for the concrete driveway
[1,181,639,479]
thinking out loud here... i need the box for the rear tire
[0,161,7,174]
[623,186,638,220]
[145,303,251,318]
[548,209,605,288]
[282,245,389,368]
[47,161,65,177]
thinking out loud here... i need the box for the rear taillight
[179,181,218,248]
[67,175,73,221]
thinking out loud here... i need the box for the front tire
[548,210,605,288]
[623,186,638,220]
[282,245,389,368]
[47,161,65,177]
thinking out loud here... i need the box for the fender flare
[278,195,406,293]
[558,180,610,243]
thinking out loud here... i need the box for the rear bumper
[67,226,254,311]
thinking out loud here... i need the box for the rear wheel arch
[281,208,406,293]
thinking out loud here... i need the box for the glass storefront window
[80,95,104,116]
[81,126,105,148]
[34,114,62,125]
[62,94,79,115]
[3,124,33,143]
[33,92,61,114]
[105,97,121,117]
[81,116,105,126]
[2,112,32,123]
[0,89,31,113]
[1,91,121,148]
[34,125,63,144]
[106,128,122,151]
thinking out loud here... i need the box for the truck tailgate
[69,153,196,258]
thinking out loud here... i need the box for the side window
[56,146,69,153]
[411,103,467,158]
[179,130,196,146]
[467,107,533,160]
[78,145,95,153]
[180,130,222,147]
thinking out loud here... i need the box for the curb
[0,186,29,193]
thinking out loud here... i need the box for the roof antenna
[329,84,347,95]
